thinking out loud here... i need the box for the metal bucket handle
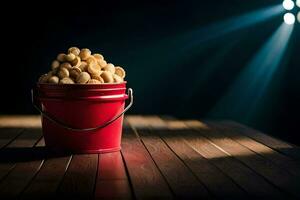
[31,87,133,132]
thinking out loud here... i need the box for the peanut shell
[76,72,91,83]
[79,48,91,60]
[68,47,80,56]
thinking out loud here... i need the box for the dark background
[1,0,299,144]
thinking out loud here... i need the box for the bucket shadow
[0,147,71,163]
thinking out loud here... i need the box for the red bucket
[32,82,133,154]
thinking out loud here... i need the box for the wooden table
[0,115,299,199]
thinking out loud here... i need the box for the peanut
[68,47,80,56]
[98,59,107,68]
[48,76,59,84]
[57,53,66,62]
[103,63,115,74]
[113,74,123,83]
[51,60,60,70]
[60,62,72,70]
[87,79,102,84]
[71,56,81,67]
[79,61,88,72]
[58,67,69,79]
[93,53,104,62]
[79,48,91,60]
[86,56,97,65]
[60,77,75,84]
[65,53,76,62]
[115,66,126,78]
[91,74,104,83]
[69,67,82,79]
[100,71,114,83]
[76,72,91,84]
[87,63,101,75]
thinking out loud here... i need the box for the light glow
[283,0,295,10]
[209,23,294,123]
[296,0,300,8]
[284,13,296,24]
[181,5,284,50]
[298,12,300,22]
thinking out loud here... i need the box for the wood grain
[57,154,98,199]
[95,180,132,200]
[0,128,43,198]
[186,120,300,198]
[138,128,211,199]
[0,128,23,149]
[1,115,299,199]
[0,128,24,181]
[21,136,72,199]
[153,117,284,198]
[121,127,173,200]
[160,130,247,198]
[133,116,247,198]
[207,121,300,178]
[95,152,132,200]
[221,121,300,160]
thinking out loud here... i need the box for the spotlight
[298,12,300,22]
[283,0,295,10]
[209,23,294,123]
[296,0,300,8]
[284,13,296,24]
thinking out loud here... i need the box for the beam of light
[181,4,284,50]
[297,0,300,8]
[283,0,295,10]
[114,4,284,100]
[209,23,294,123]
[284,13,296,24]
[298,12,300,22]
[0,115,41,128]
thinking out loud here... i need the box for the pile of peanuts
[38,47,126,84]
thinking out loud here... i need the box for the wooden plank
[0,115,41,128]
[145,116,283,198]
[98,152,127,180]
[95,152,132,200]
[95,180,132,200]
[0,129,42,180]
[0,128,23,148]
[4,128,42,148]
[0,128,43,198]
[207,121,300,178]
[130,116,247,198]
[184,120,300,198]
[21,137,72,199]
[121,126,173,200]
[0,128,24,181]
[160,130,247,198]
[137,128,211,199]
[57,154,98,199]
[222,121,300,160]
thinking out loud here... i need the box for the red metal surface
[36,82,128,154]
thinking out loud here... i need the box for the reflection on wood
[0,115,299,199]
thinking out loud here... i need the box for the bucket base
[46,146,121,154]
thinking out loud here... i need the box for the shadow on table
[124,123,300,162]
[123,127,300,198]
[0,147,71,163]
